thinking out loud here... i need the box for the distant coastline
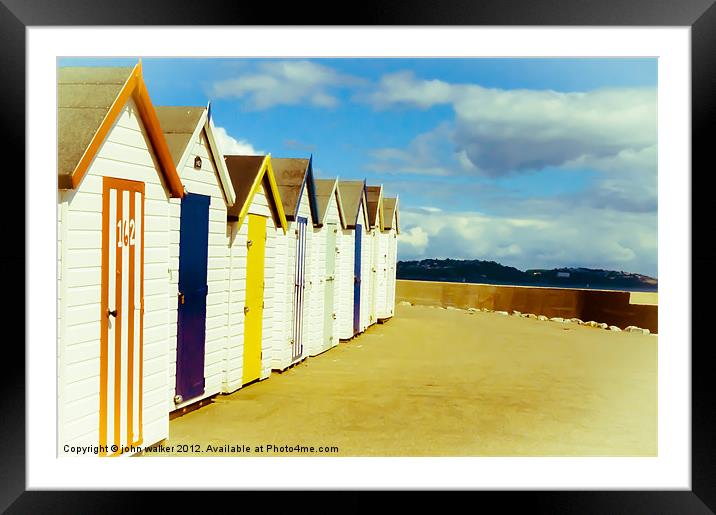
[397,259,658,293]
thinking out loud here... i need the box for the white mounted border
[29,26,689,490]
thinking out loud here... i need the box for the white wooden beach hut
[223,155,287,391]
[271,157,319,370]
[154,106,236,411]
[365,185,384,328]
[379,196,400,321]
[308,178,346,356]
[336,180,370,339]
[57,64,184,456]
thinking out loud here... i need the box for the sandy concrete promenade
[142,304,657,457]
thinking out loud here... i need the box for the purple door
[175,193,210,403]
[292,217,308,361]
[353,224,362,335]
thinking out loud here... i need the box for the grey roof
[337,180,366,229]
[271,157,318,222]
[314,178,338,225]
[224,155,268,220]
[366,185,383,228]
[271,158,310,220]
[154,106,205,167]
[383,197,398,230]
[57,66,134,188]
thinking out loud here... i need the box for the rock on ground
[495,311,509,316]
[609,325,622,332]
[585,321,608,329]
[550,317,566,323]
[537,315,549,321]
[625,326,651,335]
[398,301,412,307]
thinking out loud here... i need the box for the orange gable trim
[68,62,184,198]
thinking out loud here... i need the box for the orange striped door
[100,177,144,456]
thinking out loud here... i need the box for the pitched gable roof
[366,184,384,230]
[154,106,205,167]
[337,180,368,229]
[57,62,183,197]
[271,157,318,224]
[224,154,287,233]
[155,105,236,206]
[383,196,400,234]
[58,67,131,182]
[314,178,346,227]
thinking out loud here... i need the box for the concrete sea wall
[396,280,658,333]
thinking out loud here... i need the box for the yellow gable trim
[235,155,288,234]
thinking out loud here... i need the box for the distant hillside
[396,259,658,292]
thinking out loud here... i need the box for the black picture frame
[3,0,712,511]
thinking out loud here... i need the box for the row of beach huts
[57,63,400,456]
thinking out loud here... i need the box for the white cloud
[363,71,453,108]
[365,71,657,177]
[398,226,430,256]
[455,149,479,172]
[367,123,457,176]
[213,126,262,156]
[397,206,657,277]
[563,144,657,213]
[210,60,363,110]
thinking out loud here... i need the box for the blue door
[353,224,362,335]
[292,217,308,361]
[175,193,210,403]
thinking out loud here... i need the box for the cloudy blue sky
[60,58,658,277]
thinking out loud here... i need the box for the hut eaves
[57,62,183,197]
[224,154,288,233]
[155,105,236,206]
[271,156,319,224]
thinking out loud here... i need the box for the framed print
[3,0,714,511]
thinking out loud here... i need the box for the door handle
[244,306,250,315]
[178,292,185,305]
[108,309,117,318]
[247,239,253,248]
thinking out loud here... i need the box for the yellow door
[243,214,266,384]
